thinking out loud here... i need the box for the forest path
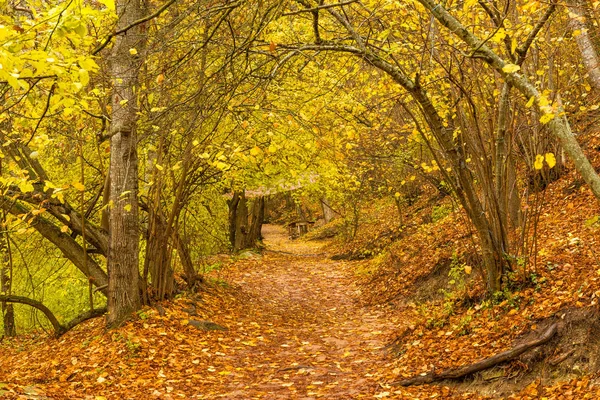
[0,225,407,400]
[202,224,400,399]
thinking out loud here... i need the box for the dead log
[392,322,558,387]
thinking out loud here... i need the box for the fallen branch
[391,323,558,386]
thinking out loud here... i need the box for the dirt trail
[204,224,400,399]
[0,225,405,400]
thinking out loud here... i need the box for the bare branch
[516,2,556,62]
[283,0,358,16]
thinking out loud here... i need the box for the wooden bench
[286,220,314,238]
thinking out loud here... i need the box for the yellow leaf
[511,37,517,54]
[155,164,164,171]
[250,146,261,156]
[464,265,472,275]
[502,64,520,73]
[525,96,535,108]
[129,48,138,55]
[124,204,132,212]
[545,153,556,168]
[539,113,555,124]
[538,95,550,107]
[61,225,69,233]
[18,181,34,193]
[79,69,90,86]
[215,161,228,170]
[463,0,477,12]
[491,28,507,43]
[534,154,544,170]
[72,182,85,191]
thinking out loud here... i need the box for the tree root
[391,322,558,387]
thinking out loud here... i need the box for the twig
[278,365,315,372]
[25,81,56,146]
[283,0,358,16]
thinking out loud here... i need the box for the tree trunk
[144,208,174,301]
[106,0,147,327]
[234,192,249,251]
[410,86,504,292]
[1,250,16,337]
[246,196,265,248]
[495,82,521,229]
[321,197,336,223]
[0,160,15,337]
[174,229,200,288]
[227,191,241,250]
[568,0,600,91]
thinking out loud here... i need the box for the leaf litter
[5,153,600,398]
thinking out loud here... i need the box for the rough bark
[246,196,265,248]
[106,0,147,327]
[144,208,174,301]
[227,191,241,250]
[392,323,558,386]
[234,192,249,251]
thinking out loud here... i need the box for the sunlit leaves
[534,154,545,170]
[533,153,556,170]
[539,113,555,124]
[502,64,521,73]
[545,153,556,168]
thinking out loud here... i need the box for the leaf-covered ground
[0,225,453,399]
[4,193,600,399]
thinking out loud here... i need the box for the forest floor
[0,225,435,399]
[3,208,600,399]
